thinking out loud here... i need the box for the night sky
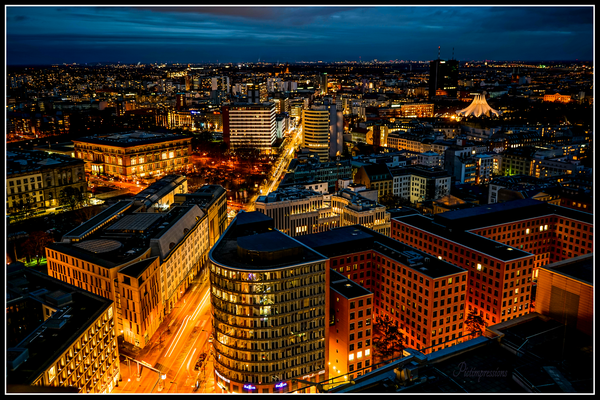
[6,6,594,65]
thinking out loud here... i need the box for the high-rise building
[302,103,343,162]
[429,57,458,98]
[246,81,268,103]
[222,102,277,154]
[319,73,328,94]
[208,211,329,393]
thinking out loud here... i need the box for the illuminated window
[349,353,354,361]
[477,264,482,271]
[448,277,453,284]
[365,349,370,356]
[515,288,519,294]
[539,226,543,232]
[526,229,530,234]
[48,366,56,383]
[357,351,362,359]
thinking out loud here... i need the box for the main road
[246,124,303,211]
[115,274,217,393]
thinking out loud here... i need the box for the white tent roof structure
[457,93,501,117]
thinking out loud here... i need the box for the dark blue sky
[6,6,594,65]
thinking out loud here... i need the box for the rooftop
[63,200,134,240]
[297,225,466,279]
[540,254,593,285]
[210,212,327,271]
[132,174,187,208]
[7,150,84,176]
[7,268,113,387]
[432,198,593,230]
[330,269,373,299]
[256,185,322,204]
[71,130,189,148]
[119,256,159,278]
[394,214,532,262]
[332,314,592,393]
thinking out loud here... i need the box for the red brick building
[390,199,593,328]
[329,270,374,382]
[298,225,468,362]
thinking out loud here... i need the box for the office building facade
[7,265,120,393]
[222,102,277,154]
[391,199,593,328]
[209,212,329,393]
[7,150,87,213]
[429,59,459,98]
[72,131,191,182]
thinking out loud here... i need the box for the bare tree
[465,310,486,337]
[20,231,54,265]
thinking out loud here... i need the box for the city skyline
[6,5,594,65]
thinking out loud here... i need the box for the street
[247,124,303,211]
[113,273,218,394]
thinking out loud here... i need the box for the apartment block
[299,226,468,358]
[7,265,120,393]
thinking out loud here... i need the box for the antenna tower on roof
[438,46,441,59]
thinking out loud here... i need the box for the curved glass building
[208,211,330,393]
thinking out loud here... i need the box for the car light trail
[165,315,190,358]
[191,291,211,320]
[186,348,197,371]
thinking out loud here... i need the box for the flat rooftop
[256,185,322,203]
[210,212,327,271]
[297,225,466,279]
[7,150,84,175]
[7,268,112,387]
[433,198,592,230]
[72,131,189,147]
[63,200,134,239]
[394,214,532,262]
[334,314,592,393]
[540,254,593,285]
[330,270,372,299]
[119,256,159,278]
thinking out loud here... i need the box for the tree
[465,310,486,337]
[60,186,86,211]
[379,192,413,209]
[372,314,405,363]
[20,231,54,265]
